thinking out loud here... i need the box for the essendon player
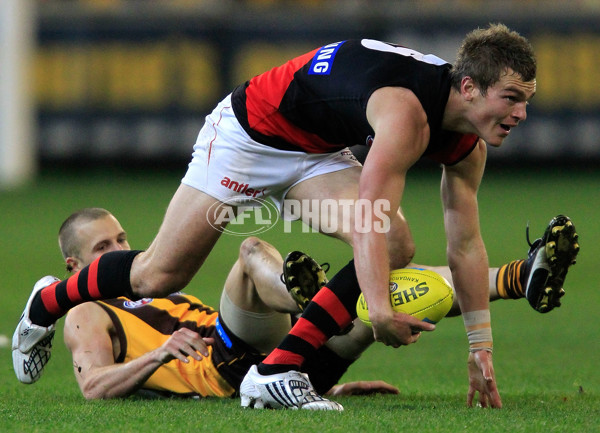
[14,24,558,411]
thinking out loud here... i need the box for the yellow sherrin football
[356,268,453,326]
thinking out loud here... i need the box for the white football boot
[240,365,343,411]
[12,276,60,384]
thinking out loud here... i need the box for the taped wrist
[463,309,493,353]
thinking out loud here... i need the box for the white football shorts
[181,94,362,212]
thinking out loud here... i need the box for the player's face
[468,69,536,147]
[70,215,130,272]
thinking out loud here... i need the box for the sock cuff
[497,260,525,299]
[496,263,509,299]
[96,250,143,300]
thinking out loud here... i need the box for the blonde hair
[450,23,536,95]
[58,207,113,271]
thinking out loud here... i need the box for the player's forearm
[448,244,494,352]
[79,352,165,399]
[353,231,393,320]
[448,244,490,313]
[325,380,399,396]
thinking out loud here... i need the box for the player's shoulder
[65,302,111,329]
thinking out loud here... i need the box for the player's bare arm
[326,380,399,396]
[441,140,489,313]
[441,140,502,408]
[64,303,213,399]
[357,87,435,347]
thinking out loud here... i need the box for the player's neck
[442,88,473,134]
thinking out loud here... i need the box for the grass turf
[0,166,598,432]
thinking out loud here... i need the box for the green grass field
[1,166,598,432]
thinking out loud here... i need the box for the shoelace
[297,386,311,409]
[525,221,533,247]
[525,222,542,254]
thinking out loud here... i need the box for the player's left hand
[158,328,215,364]
[467,350,502,408]
[326,380,399,396]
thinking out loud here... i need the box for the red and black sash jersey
[231,39,477,165]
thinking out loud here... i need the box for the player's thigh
[131,184,227,296]
[286,166,361,244]
[286,167,414,266]
[386,208,415,268]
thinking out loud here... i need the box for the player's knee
[238,236,264,263]
[386,218,416,269]
[132,257,191,297]
[133,275,185,298]
[238,236,267,272]
[389,240,415,269]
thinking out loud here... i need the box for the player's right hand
[158,328,214,364]
[370,310,435,347]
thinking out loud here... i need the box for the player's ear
[66,257,80,273]
[460,76,476,101]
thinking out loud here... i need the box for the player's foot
[523,215,579,313]
[281,251,329,312]
[240,365,343,411]
[12,276,60,384]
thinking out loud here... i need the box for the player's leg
[409,264,501,317]
[221,237,348,356]
[276,246,378,393]
[239,255,371,410]
[428,215,579,315]
[131,184,227,297]
[218,237,295,354]
[495,214,579,313]
[222,239,371,397]
[24,185,226,327]
[410,214,580,316]
[16,93,244,333]
[223,237,299,315]
[241,166,412,410]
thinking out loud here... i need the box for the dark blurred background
[1,0,599,189]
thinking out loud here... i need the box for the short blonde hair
[58,207,113,271]
[450,23,536,95]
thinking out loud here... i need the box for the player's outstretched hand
[326,380,399,396]
[371,311,435,348]
[467,350,502,408]
[157,328,214,364]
